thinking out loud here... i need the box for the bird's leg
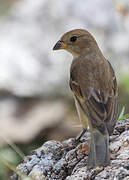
[74,97,88,144]
[75,129,87,144]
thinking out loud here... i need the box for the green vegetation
[0,147,21,180]
[118,106,129,121]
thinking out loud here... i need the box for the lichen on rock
[11,119,129,180]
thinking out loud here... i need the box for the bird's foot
[75,129,87,145]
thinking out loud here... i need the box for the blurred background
[0,0,129,179]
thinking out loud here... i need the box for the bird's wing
[103,60,118,135]
[70,59,118,135]
[84,87,118,135]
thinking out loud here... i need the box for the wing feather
[70,58,118,135]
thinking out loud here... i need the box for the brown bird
[53,29,118,167]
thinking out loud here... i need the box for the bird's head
[53,29,98,58]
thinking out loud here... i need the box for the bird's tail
[87,129,110,168]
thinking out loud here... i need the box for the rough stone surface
[0,0,129,146]
[11,119,129,180]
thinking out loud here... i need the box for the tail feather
[87,129,110,167]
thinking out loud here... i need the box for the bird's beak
[53,40,67,50]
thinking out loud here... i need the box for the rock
[11,119,129,180]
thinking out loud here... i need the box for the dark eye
[70,36,77,42]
